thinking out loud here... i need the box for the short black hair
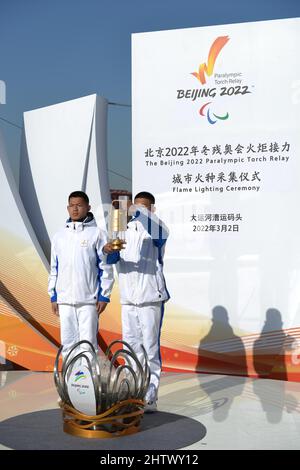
[134,191,155,205]
[68,191,89,204]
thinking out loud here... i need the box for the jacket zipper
[71,223,76,304]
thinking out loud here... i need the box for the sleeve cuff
[107,252,120,264]
[50,292,57,302]
[153,238,167,248]
[97,294,110,303]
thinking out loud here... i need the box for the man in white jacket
[105,191,169,413]
[48,191,114,357]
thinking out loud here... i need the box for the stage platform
[0,371,299,450]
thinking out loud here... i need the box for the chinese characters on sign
[190,213,243,233]
[144,140,291,171]
[172,170,261,193]
[143,141,291,194]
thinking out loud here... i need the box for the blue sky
[0,0,299,191]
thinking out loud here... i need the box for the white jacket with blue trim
[107,207,170,305]
[48,213,114,305]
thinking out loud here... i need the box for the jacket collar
[65,212,96,231]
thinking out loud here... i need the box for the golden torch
[109,196,128,250]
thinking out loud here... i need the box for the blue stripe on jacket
[95,250,110,302]
[50,256,58,302]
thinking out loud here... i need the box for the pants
[58,303,99,358]
[121,302,164,400]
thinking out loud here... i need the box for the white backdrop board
[132,18,300,379]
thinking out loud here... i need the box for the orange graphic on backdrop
[191,36,229,84]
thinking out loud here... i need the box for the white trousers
[58,303,99,358]
[121,302,165,400]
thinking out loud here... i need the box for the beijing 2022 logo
[177,35,251,124]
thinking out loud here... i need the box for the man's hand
[128,203,140,217]
[96,301,108,316]
[51,302,59,316]
[103,242,123,254]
